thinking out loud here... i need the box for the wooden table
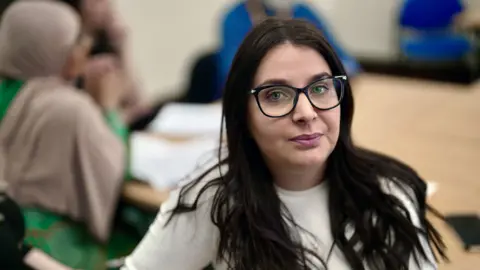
[124,74,480,269]
[122,180,170,211]
[352,74,480,270]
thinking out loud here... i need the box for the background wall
[116,0,476,102]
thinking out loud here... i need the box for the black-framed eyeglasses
[250,75,347,118]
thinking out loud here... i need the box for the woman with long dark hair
[123,18,447,270]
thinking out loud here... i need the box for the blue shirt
[216,2,360,98]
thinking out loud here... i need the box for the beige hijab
[0,0,125,243]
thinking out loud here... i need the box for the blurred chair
[398,0,473,61]
[445,214,480,252]
[182,51,219,104]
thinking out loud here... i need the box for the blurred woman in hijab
[0,0,138,268]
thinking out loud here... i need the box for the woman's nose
[292,93,317,123]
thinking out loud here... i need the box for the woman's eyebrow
[255,72,332,88]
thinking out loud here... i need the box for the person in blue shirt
[216,0,361,99]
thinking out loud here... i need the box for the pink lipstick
[289,133,322,147]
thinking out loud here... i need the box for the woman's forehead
[254,44,332,88]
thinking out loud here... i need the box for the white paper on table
[147,103,223,137]
[129,132,223,189]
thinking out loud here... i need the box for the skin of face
[248,43,341,174]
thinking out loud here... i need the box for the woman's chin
[287,150,328,167]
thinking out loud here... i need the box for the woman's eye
[311,85,326,94]
[266,90,288,100]
[269,91,282,99]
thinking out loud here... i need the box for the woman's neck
[271,164,326,191]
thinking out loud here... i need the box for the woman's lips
[289,133,322,147]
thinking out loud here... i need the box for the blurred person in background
[2,0,151,125]
[215,0,361,101]
[0,1,139,268]
[62,0,151,125]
